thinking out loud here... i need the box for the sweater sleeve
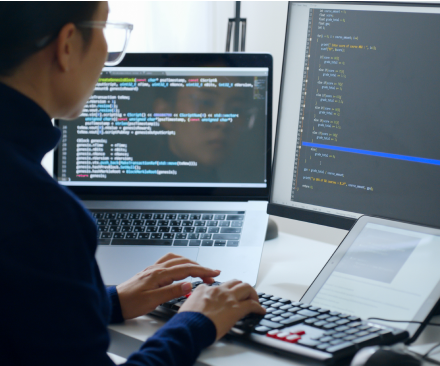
[123,312,217,366]
[107,286,125,324]
[106,285,217,366]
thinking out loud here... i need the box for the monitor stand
[265,218,278,241]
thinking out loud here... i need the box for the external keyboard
[91,210,244,247]
[153,282,409,364]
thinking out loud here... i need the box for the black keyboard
[91,210,244,247]
[153,282,409,364]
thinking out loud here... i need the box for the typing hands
[116,253,220,320]
[180,280,266,340]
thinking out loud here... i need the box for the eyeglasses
[76,21,133,66]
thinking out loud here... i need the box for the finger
[230,282,259,302]
[160,257,200,269]
[155,252,184,264]
[239,299,266,318]
[149,282,193,306]
[201,277,216,284]
[156,264,221,283]
[220,279,242,289]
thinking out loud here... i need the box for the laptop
[54,53,273,286]
[156,215,440,363]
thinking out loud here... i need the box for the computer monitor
[269,2,440,230]
[54,53,272,199]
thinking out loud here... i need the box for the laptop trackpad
[96,246,199,286]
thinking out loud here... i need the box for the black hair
[0,2,100,76]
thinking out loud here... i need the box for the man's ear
[55,23,79,72]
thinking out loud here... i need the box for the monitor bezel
[268,1,440,230]
[54,53,273,201]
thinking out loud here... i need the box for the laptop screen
[56,65,269,189]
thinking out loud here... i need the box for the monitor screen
[270,2,440,229]
[56,65,269,189]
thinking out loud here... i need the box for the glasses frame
[76,21,133,66]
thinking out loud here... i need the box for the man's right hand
[178,279,266,341]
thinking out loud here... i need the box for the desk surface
[108,230,440,365]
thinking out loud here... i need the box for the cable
[367,317,440,327]
[423,343,440,359]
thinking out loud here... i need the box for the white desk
[107,230,440,365]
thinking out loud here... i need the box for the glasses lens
[104,26,131,66]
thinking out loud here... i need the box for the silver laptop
[54,53,273,286]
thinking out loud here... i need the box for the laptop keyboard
[155,282,408,363]
[91,210,244,247]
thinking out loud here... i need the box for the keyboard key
[101,232,112,239]
[189,240,201,246]
[98,226,109,232]
[261,294,273,299]
[335,326,349,332]
[163,233,174,239]
[343,335,356,341]
[297,339,320,348]
[178,214,189,220]
[202,214,213,220]
[201,234,212,239]
[324,330,336,336]
[272,310,284,315]
[176,233,187,239]
[113,233,125,238]
[323,323,338,329]
[166,214,177,219]
[105,213,117,219]
[214,240,226,246]
[231,221,243,227]
[214,215,226,220]
[264,314,275,320]
[329,311,341,316]
[108,219,120,225]
[109,226,120,232]
[326,317,340,322]
[154,214,164,219]
[271,316,284,322]
[125,233,137,239]
[121,226,132,232]
[227,241,239,247]
[190,214,201,220]
[254,326,271,334]
[317,308,330,313]
[345,328,359,335]
[138,233,150,239]
[207,221,218,226]
[158,227,170,233]
[219,221,230,227]
[202,240,213,246]
[313,321,328,327]
[278,299,291,304]
[146,220,157,226]
[129,213,140,219]
[171,227,182,233]
[288,307,301,313]
[170,220,181,226]
[194,221,206,227]
[335,319,350,325]
[213,234,240,240]
[94,212,104,219]
[196,227,207,233]
[305,318,318,324]
[319,336,333,343]
[146,227,158,233]
[280,315,306,326]
[208,227,220,233]
[141,213,152,219]
[112,239,172,246]
[174,240,188,246]
[183,227,195,233]
[133,226,145,232]
[280,304,292,310]
[297,309,319,317]
[133,220,144,226]
[332,332,346,339]
[220,228,242,234]
[151,233,162,239]
[187,233,199,239]
[158,220,169,226]
[317,314,330,320]
[227,215,244,220]
[259,319,284,329]
[182,221,193,226]
[316,343,331,350]
[281,312,293,318]
[97,219,108,225]
[121,220,132,226]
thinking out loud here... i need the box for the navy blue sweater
[0,82,216,366]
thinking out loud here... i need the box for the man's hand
[116,253,220,320]
[179,280,266,341]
